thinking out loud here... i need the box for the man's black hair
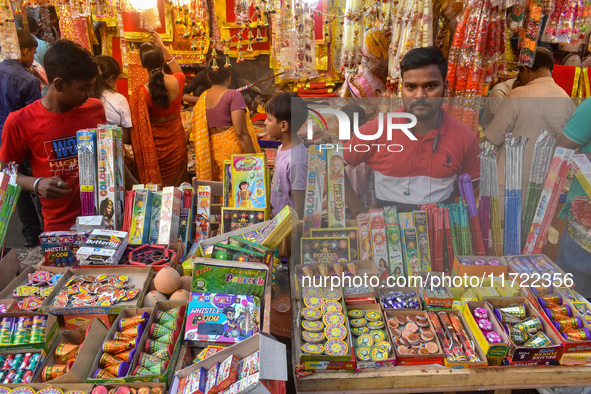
[265,92,308,134]
[44,40,99,84]
[400,46,448,80]
[17,29,38,51]
[530,47,555,72]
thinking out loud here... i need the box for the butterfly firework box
[231,154,268,215]
[77,229,129,266]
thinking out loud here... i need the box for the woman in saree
[130,31,188,186]
[192,59,260,181]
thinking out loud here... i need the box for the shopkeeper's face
[401,65,447,121]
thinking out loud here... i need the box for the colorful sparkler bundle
[504,134,528,256]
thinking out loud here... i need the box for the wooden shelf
[295,363,591,393]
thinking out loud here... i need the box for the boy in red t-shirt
[0,40,106,231]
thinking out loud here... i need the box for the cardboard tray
[40,267,152,315]
[379,286,422,311]
[0,266,70,311]
[346,303,396,370]
[3,384,93,393]
[0,299,16,313]
[504,254,568,285]
[87,307,154,384]
[0,348,45,383]
[440,310,488,369]
[0,312,59,353]
[170,333,287,394]
[486,297,564,364]
[295,289,354,367]
[452,255,509,277]
[126,301,187,383]
[462,301,510,359]
[0,249,20,291]
[34,318,109,383]
[383,309,444,365]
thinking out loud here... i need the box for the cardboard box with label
[34,318,108,383]
[0,312,59,353]
[170,334,287,394]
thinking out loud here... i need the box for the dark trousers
[16,162,43,238]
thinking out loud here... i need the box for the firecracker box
[441,310,488,369]
[216,354,239,391]
[3,384,93,393]
[505,254,568,286]
[170,334,287,394]
[382,309,444,365]
[181,366,206,394]
[34,317,108,383]
[346,303,396,371]
[295,290,355,369]
[486,297,563,365]
[303,145,326,237]
[185,293,260,345]
[559,351,591,366]
[126,301,187,383]
[253,205,298,250]
[227,236,274,267]
[87,307,153,384]
[452,255,509,277]
[0,312,59,353]
[39,267,151,315]
[421,272,453,309]
[463,301,510,359]
[379,286,422,311]
[62,313,114,331]
[0,300,16,313]
[211,242,269,266]
[0,266,69,313]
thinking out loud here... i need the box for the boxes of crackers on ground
[504,254,568,286]
[345,303,396,370]
[0,349,45,384]
[428,310,488,368]
[170,333,287,394]
[419,272,453,309]
[87,308,153,384]
[462,301,510,361]
[452,255,508,277]
[0,312,59,353]
[487,297,563,365]
[294,260,377,302]
[185,293,260,345]
[39,230,84,267]
[0,267,69,312]
[34,318,108,383]
[531,288,591,354]
[1,383,94,393]
[90,382,165,394]
[383,309,444,365]
[297,287,354,369]
[379,286,422,311]
[126,301,187,383]
[40,267,152,316]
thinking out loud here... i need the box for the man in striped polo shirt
[343,47,480,212]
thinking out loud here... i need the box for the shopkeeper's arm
[557,133,591,160]
[0,160,71,198]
